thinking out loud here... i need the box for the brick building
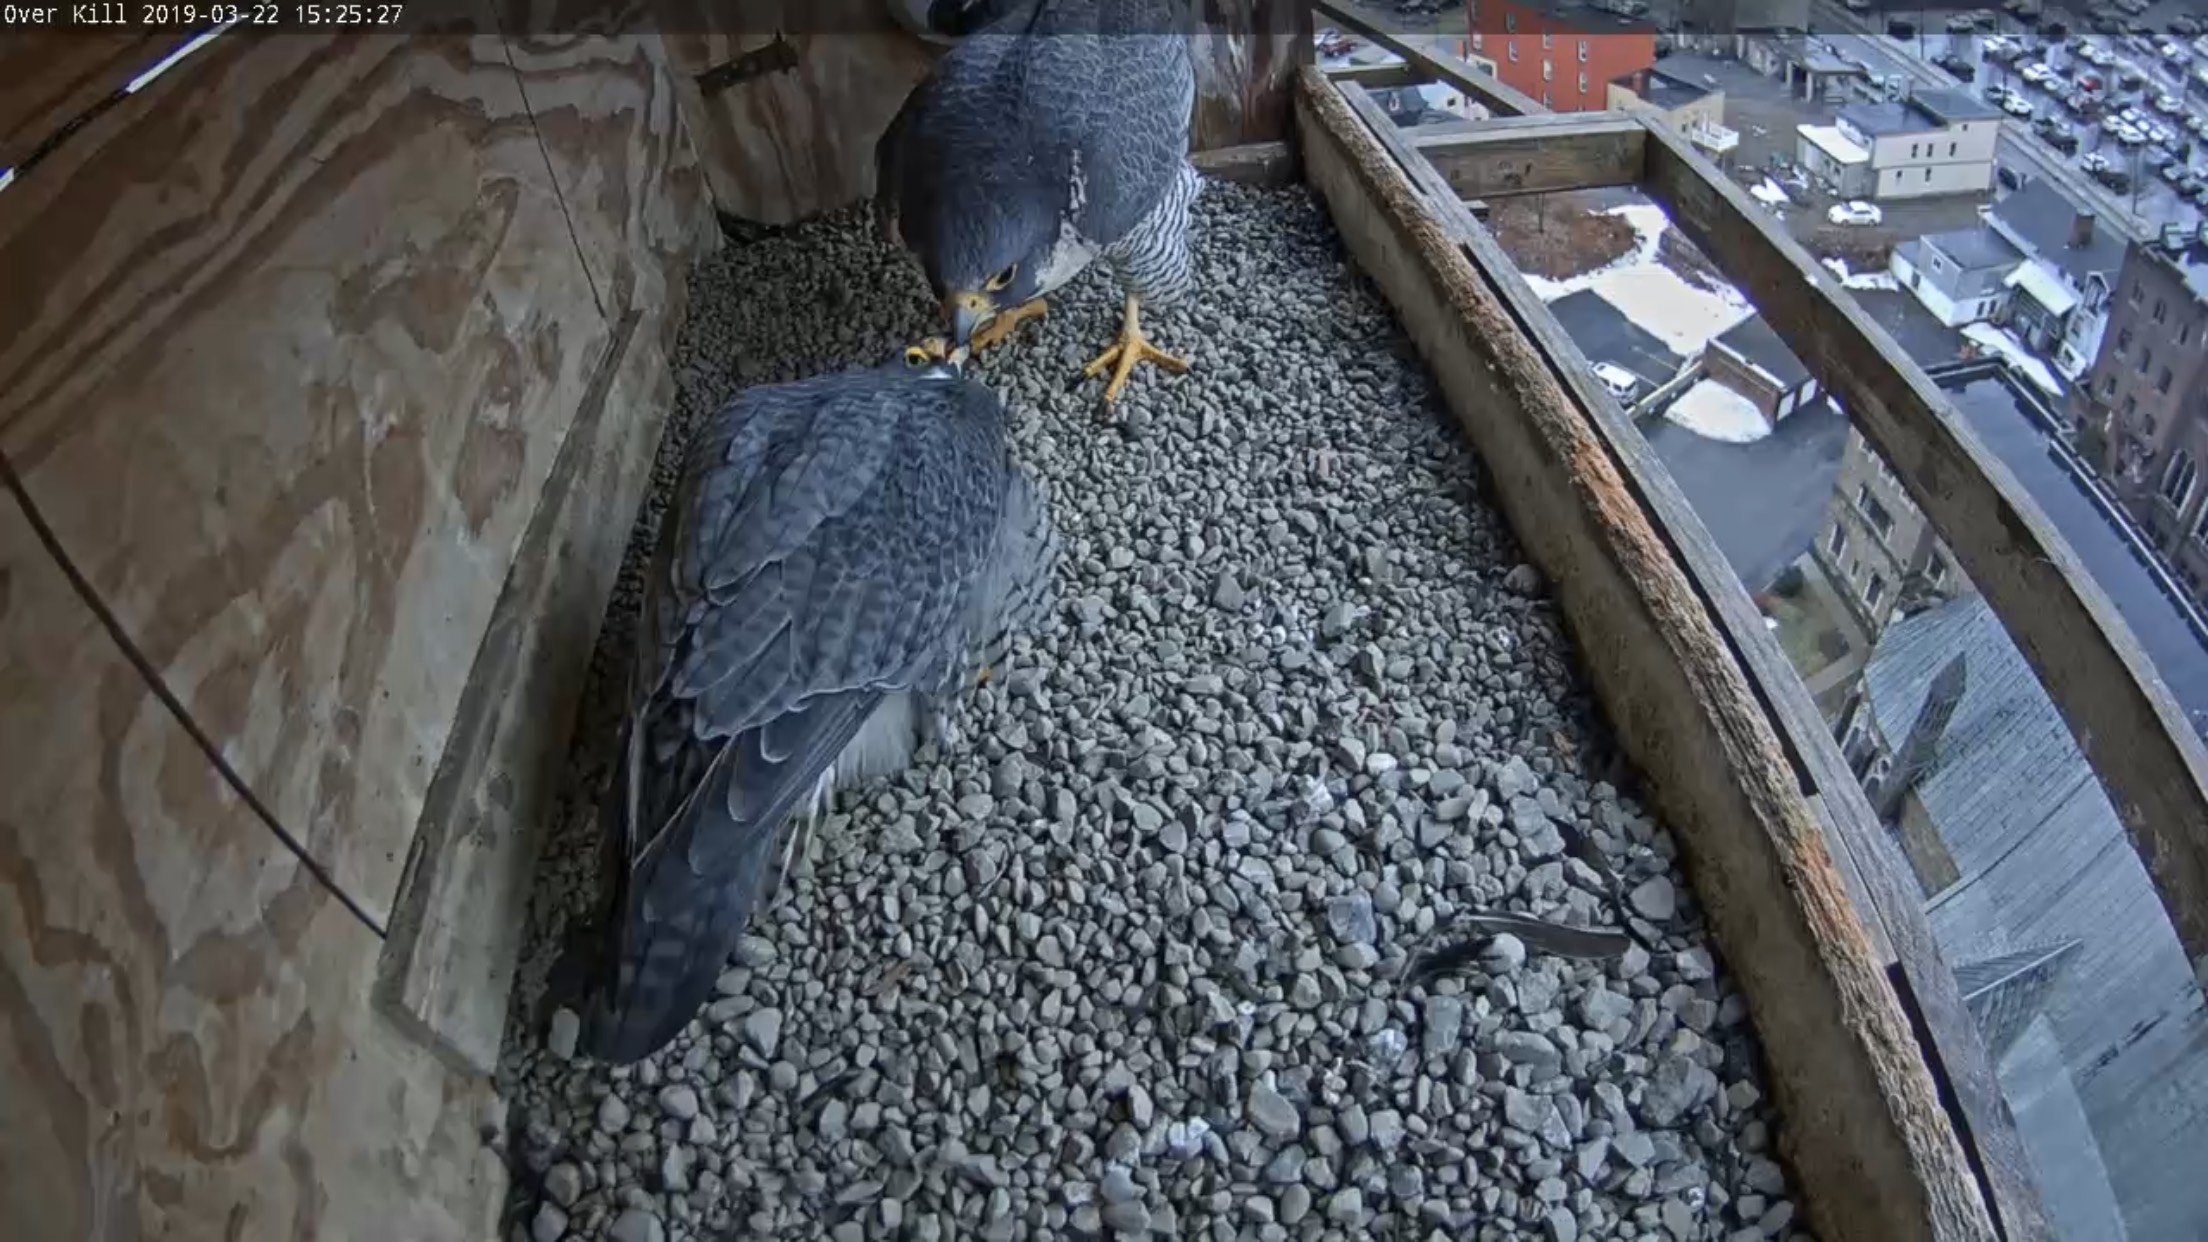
[1464,0,1656,113]
[1813,425,1962,638]
[2073,234,2208,601]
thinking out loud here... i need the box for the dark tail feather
[579,691,882,1064]
[578,748,778,1065]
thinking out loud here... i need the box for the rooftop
[1985,179,2126,287]
[1921,226,2026,273]
[1547,288,1685,390]
[1613,67,1716,111]
[1798,122,1869,165]
[2140,229,2208,305]
[1938,368,2208,730]
[1838,89,1998,139]
[1713,314,1811,390]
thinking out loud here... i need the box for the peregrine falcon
[577,339,1060,1064]
[876,0,1201,405]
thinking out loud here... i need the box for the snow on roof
[2004,259,2081,317]
[1665,378,1773,444]
[1797,123,1869,165]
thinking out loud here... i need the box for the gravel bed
[495,181,1808,1242]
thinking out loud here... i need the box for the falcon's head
[929,194,1059,349]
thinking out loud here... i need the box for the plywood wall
[0,14,714,1236]
[653,0,1311,225]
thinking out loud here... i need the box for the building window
[2194,501,2208,546]
[1577,71,1588,93]
[1542,32,1553,48]
[1829,523,1849,559]
[2124,394,2138,417]
[1508,43,1518,62]
[2132,280,2145,305]
[1542,88,1551,106]
[2163,450,2200,510]
[1856,484,1896,542]
[2159,367,2174,394]
[1578,39,1589,61]
[1927,556,1947,585]
[2182,320,2194,346]
[1471,32,1484,50]
[1543,58,1553,82]
[1910,142,1920,158]
[1925,168,1933,182]
[2119,327,2133,354]
[1865,572,1888,610]
[2141,347,2155,376]
[2155,297,2168,324]
[1506,12,1516,31]
[2100,374,2116,396]
[1949,142,1957,156]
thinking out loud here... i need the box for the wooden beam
[1643,119,2208,994]
[1330,82,2049,1240]
[1340,83,2046,1237]
[1301,67,1997,1242]
[1190,139,1298,186]
[1312,0,1545,116]
[1407,112,1647,199]
[1324,61,1425,90]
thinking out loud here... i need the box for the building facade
[1835,91,2002,200]
[1889,227,2026,327]
[1813,427,1961,637]
[1464,0,1656,112]
[2076,237,2208,598]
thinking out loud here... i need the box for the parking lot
[1892,12,2208,230]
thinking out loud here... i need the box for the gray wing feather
[582,369,1012,1063]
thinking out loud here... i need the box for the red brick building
[1464,0,1657,112]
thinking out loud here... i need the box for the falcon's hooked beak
[946,290,994,349]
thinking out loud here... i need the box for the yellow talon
[969,298,1048,354]
[1081,291,1188,403]
[975,665,994,687]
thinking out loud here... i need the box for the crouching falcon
[577,339,1060,1063]
[877,0,1201,405]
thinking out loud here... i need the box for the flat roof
[1922,226,2026,272]
[1839,90,1997,138]
[1797,122,1869,165]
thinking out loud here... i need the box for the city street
[1812,0,2197,243]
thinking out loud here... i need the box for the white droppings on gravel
[495,182,1808,1241]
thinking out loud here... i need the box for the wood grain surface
[1300,68,1998,1242]
[0,31,168,170]
[0,492,502,1240]
[0,31,611,928]
[1190,0,1312,153]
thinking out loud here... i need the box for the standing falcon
[577,340,1060,1064]
[877,0,1200,405]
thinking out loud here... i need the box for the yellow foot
[970,299,1048,354]
[1081,294,1189,404]
[975,665,993,687]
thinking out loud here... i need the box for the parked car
[2046,129,2081,154]
[2189,114,2208,139]
[1887,18,1916,38]
[2187,178,2208,206]
[2161,160,2190,187]
[2092,165,2135,192]
[2002,91,2036,117]
[2020,60,2055,85]
[1936,53,1977,81]
[1828,200,1883,227]
[2042,18,2070,38]
[2154,91,2184,114]
[2117,64,2147,92]
[2173,14,2202,36]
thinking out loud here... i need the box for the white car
[1828,200,1884,226]
[2021,61,2054,84]
[2003,92,2036,116]
[1591,362,1640,401]
[2115,124,2148,145]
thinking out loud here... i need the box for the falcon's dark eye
[904,346,931,367]
[984,264,1017,292]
